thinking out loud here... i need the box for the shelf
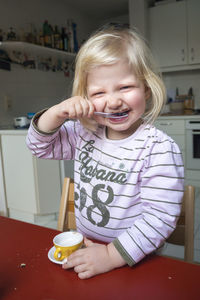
[161,63,200,73]
[0,41,76,62]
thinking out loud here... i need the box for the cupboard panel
[149,1,187,68]
[187,0,200,64]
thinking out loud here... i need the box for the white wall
[0,0,101,126]
[102,14,129,26]
[0,0,96,43]
[0,64,74,125]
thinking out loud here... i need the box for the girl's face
[87,59,150,140]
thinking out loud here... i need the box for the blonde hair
[72,25,166,130]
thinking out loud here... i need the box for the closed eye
[120,86,133,90]
[92,91,104,96]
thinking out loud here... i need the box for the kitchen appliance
[186,120,200,170]
[14,116,29,128]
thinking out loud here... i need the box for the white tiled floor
[43,218,58,230]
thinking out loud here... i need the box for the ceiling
[65,0,129,19]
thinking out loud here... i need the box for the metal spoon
[94,111,128,119]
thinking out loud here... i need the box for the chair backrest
[166,185,195,263]
[57,177,76,231]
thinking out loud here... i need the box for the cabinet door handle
[191,48,195,61]
[159,122,173,126]
[181,49,185,61]
[192,130,200,134]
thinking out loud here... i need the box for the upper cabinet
[148,0,200,71]
[187,0,200,64]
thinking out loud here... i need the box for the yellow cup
[53,232,83,261]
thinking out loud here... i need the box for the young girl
[26,25,184,279]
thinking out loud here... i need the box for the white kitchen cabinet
[148,0,200,70]
[149,1,187,68]
[187,0,200,64]
[154,118,185,164]
[154,115,200,262]
[0,131,61,224]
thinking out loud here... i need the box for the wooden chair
[166,185,195,263]
[57,177,76,231]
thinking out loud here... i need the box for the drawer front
[154,119,185,134]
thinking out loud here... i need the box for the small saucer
[48,246,68,265]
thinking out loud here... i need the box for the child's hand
[37,96,94,132]
[57,96,94,120]
[62,237,126,279]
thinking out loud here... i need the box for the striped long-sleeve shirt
[26,115,184,266]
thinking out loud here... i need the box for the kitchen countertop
[0,128,28,135]
[158,114,200,119]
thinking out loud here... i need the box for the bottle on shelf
[19,28,27,42]
[0,29,3,41]
[39,30,45,46]
[66,20,74,52]
[7,27,17,41]
[59,28,63,50]
[43,20,52,48]
[72,22,78,53]
[49,24,54,48]
[25,23,37,44]
[53,25,62,50]
[62,27,68,51]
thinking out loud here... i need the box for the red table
[0,216,200,300]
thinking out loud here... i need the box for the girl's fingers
[80,98,94,117]
[79,100,89,117]
[74,263,88,274]
[74,102,84,117]
[62,258,76,269]
[63,258,93,279]
[84,237,94,247]
[78,270,92,280]
[67,98,94,119]
[67,105,77,118]
[62,249,84,269]
[88,102,95,117]
[81,97,95,117]
[59,96,95,119]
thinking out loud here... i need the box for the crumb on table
[20,263,26,268]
